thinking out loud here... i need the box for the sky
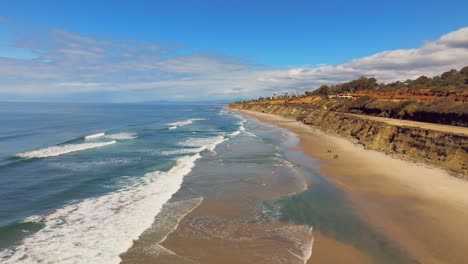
[0,0,467,102]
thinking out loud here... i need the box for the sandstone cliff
[229,102,468,177]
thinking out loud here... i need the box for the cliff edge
[229,102,468,177]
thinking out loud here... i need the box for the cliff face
[352,89,468,103]
[260,91,468,127]
[230,102,468,177]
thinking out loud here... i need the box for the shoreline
[229,103,468,176]
[121,117,319,264]
[233,109,468,263]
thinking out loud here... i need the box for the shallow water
[1,103,413,263]
[273,154,411,263]
[123,113,414,263]
[122,114,313,264]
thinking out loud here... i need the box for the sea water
[0,102,241,263]
[0,102,411,263]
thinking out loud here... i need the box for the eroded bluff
[229,103,468,177]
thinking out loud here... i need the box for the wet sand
[311,232,372,264]
[154,155,314,264]
[121,125,316,264]
[236,109,468,264]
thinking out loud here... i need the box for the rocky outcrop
[229,102,468,177]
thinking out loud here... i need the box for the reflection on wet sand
[121,114,415,264]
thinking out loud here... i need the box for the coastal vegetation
[245,67,468,127]
[230,67,468,175]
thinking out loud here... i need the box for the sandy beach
[235,109,468,264]
[121,118,317,264]
[119,108,468,264]
[3,5,468,264]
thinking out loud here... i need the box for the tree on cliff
[460,66,468,85]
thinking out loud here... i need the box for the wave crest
[167,118,205,130]
[0,154,201,264]
[84,133,105,140]
[105,133,137,140]
[178,135,226,152]
[16,141,116,159]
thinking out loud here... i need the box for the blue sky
[0,1,467,102]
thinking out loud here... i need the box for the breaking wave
[121,197,204,260]
[16,141,117,159]
[2,129,231,263]
[230,120,246,137]
[178,135,226,152]
[161,147,206,156]
[161,134,227,156]
[167,118,205,130]
[0,154,202,264]
[84,132,105,140]
[105,133,137,140]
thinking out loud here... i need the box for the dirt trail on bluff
[229,103,468,176]
[346,112,468,136]
[234,108,468,264]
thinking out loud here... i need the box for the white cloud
[255,27,468,92]
[439,27,468,48]
[0,25,467,101]
[58,82,109,87]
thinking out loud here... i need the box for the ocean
[0,102,410,263]
[0,102,242,263]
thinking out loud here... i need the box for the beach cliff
[229,102,468,177]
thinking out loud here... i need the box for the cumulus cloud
[439,27,468,48]
[254,27,468,93]
[0,25,467,102]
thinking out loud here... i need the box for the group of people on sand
[327,149,339,159]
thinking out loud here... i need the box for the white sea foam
[179,135,226,152]
[237,116,247,123]
[84,132,105,140]
[158,197,203,244]
[226,113,247,137]
[230,130,241,137]
[167,118,205,130]
[16,141,117,159]
[0,154,202,264]
[230,121,246,137]
[22,215,44,223]
[161,147,206,156]
[161,134,228,156]
[286,226,314,264]
[48,158,136,172]
[105,133,137,140]
[218,109,228,115]
[183,216,314,264]
[122,198,205,260]
[239,123,246,132]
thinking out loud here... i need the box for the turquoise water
[0,102,243,263]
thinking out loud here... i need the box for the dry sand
[236,109,468,264]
